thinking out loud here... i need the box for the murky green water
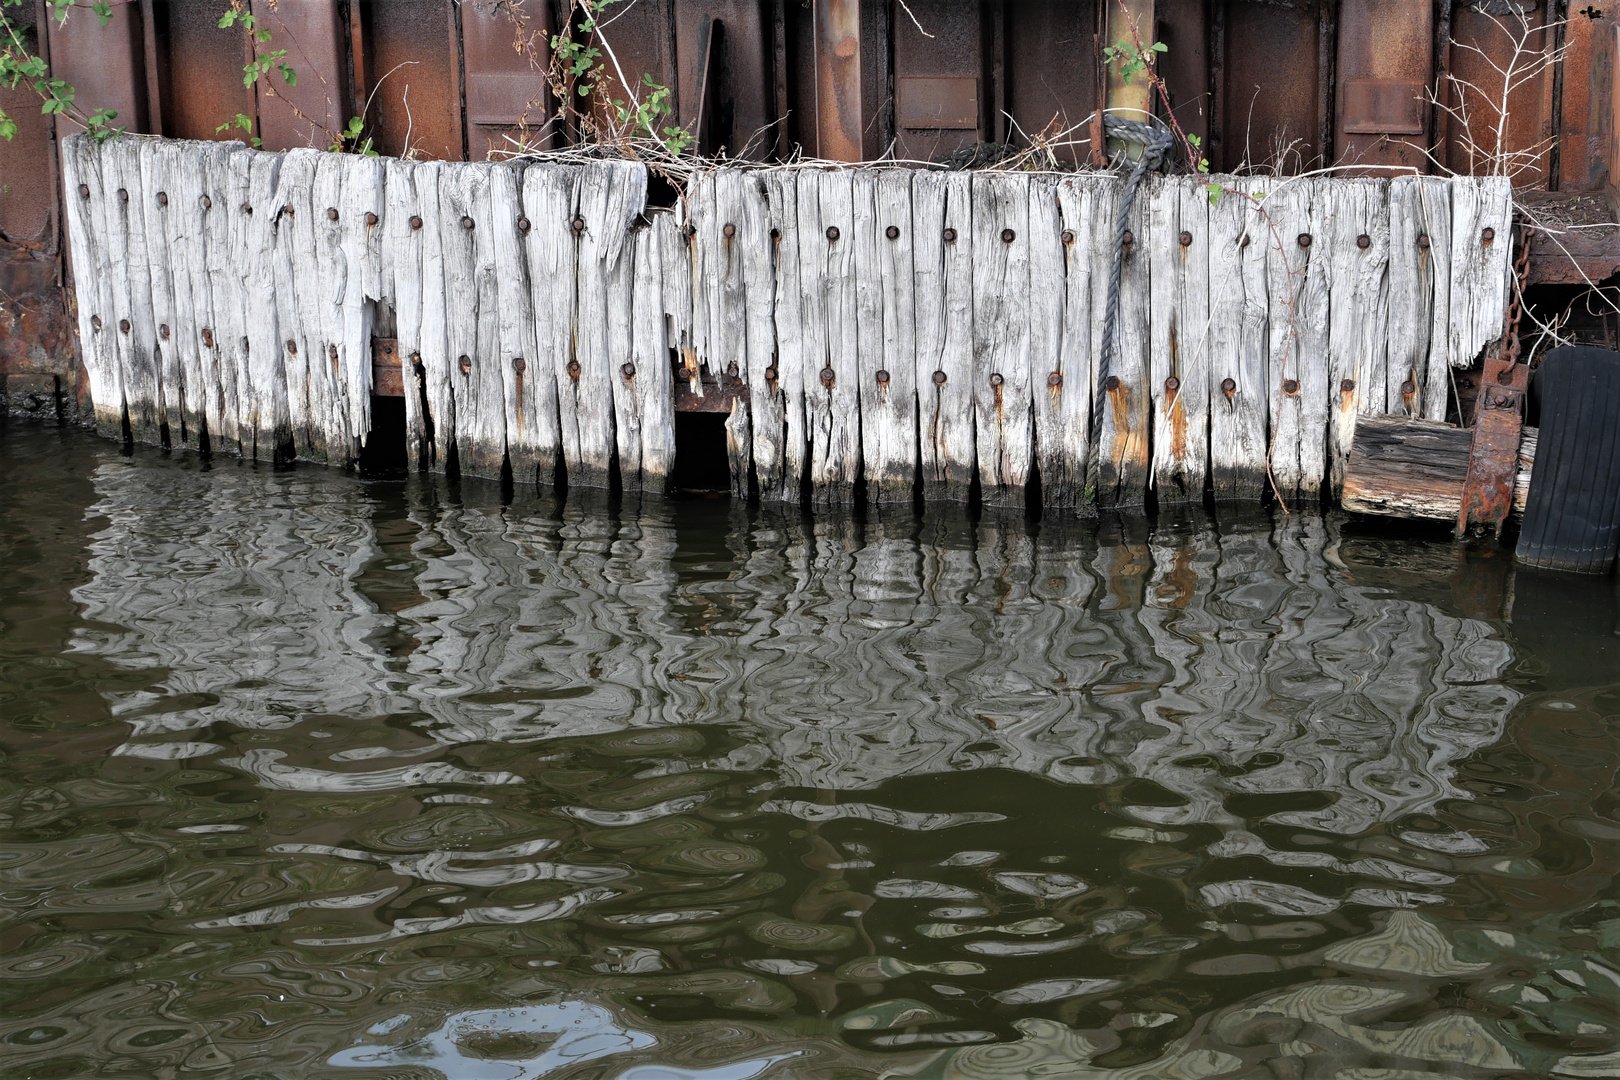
[2,424,1619,1080]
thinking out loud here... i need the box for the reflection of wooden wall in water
[61,135,1515,509]
[75,464,1517,860]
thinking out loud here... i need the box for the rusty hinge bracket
[371,337,403,398]
[1456,225,1532,537]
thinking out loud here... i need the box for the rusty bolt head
[91,315,103,332]
[876,368,890,385]
[281,203,295,217]
[157,191,168,207]
[765,365,778,381]
[942,227,957,243]
[825,225,840,242]
[566,359,581,379]
[1165,375,1180,392]
[329,344,339,362]
[1001,228,1016,243]
[119,318,130,334]
[621,362,636,379]
[1297,233,1312,248]
[933,369,947,386]
[727,361,739,378]
[1282,378,1299,395]
[1048,371,1063,388]
[1341,378,1355,392]
[517,216,531,234]
[202,328,214,348]
[200,194,212,210]
[1401,379,1416,395]
[159,324,170,339]
[458,355,472,374]
[1482,226,1495,245]
[285,339,297,355]
[886,225,900,240]
[1356,233,1370,249]
[1104,375,1121,392]
[723,222,736,238]
[327,207,340,221]
[1221,377,1237,396]
[572,217,587,234]
[770,227,781,240]
[365,211,378,227]
[410,215,423,230]
[512,357,526,374]
[117,188,128,203]
[411,352,423,371]
[1122,229,1134,249]
[1418,233,1430,250]
[682,222,696,238]
[78,184,90,199]
[1061,229,1075,245]
[243,202,255,215]
[461,215,475,231]
[1240,234,1251,249]
[989,372,1004,387]
[1179,230,1192,248]
[820,365,835,387]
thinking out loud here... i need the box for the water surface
[3,425,1618,1080]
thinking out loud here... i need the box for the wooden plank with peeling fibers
[1265,178,1330,505]
[800,170,861,507]
[971,172,1033,508]
[1148,175,1212,503]
[100,136,165,446]
[1090,174,1151,508]
[854,169,919,505]
[438,162,506,479]
[1326,178,1389,493]
[1045,174,1103,510]
[912,170,976,502]
[1207,176,1271,501]
[60,135,124,439]
[520,161,577,485]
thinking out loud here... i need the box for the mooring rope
[1095,114,1174,439]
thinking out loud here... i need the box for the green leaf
[0,115,16,142]
[1205,182,1223,206]
[92,1,111,25]
[1151,41,1167,53]
[218,10,236,27]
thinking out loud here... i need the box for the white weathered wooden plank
[99,136,163,444]
[271,149,328,463]
[853,169,918,503]
[437,162,506,478]
[490,161,552,486]
[1265,178,1331,504]
[912,170,975,502]
[688,172,716,401]
[520,161,576,486]
[970,172,1032,507]
[619,214,678,492]
[383,158,428,469]
[1448,175,1512,371]
[661,197,698,404]
[240,150,287,461]
[1387,176,1437,417]
[606,215,647,490]
[338,153,384,458]
[198,140,251,455]
[694,169,753,491]
[1025,176,1067,508]
[149,140,212,448]
[1148,175,1213,502]
[1207,176,1272,501]
[740,172,780,500]
[800,169,861,506]
[570,160,646,488]
[309,153,352,460]
[60,135,123,439]
[1090,174,1151,506]
[764,171,805,502]
[1417,178,1454,421]
[134,139,181,442]
[1047,174,1101,510]
[1326,178,1389,492]
[415,162,454,473]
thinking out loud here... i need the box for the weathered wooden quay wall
[59,133,1513,510]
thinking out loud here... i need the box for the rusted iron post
[1103,0,1155,159]
[250,0,350,151]
[812,0,862,161]
[1335,0,1432,175]
[43,3,151,133]
[1457,227,1533,538]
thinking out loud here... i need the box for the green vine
[1,0,124,143]
[549,0,691,155]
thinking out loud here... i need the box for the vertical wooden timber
[150,140,208,448]
[240,151,287,461]
[1448,175,1512,371]
[1387,176,1449,419]
[607,216,646,491]
[520,163,577,486]
[1207,176,1272,501]
[740,174,781,500]
[1326,178,1390,493]
[60,136,124,440]
[912,170,976,502]
[693,170,754,494]
[1026,177,1066,511]
[800,170,861,507]
[199,141,251,455]
[1091,175,1151,507]
[970,173,1033,508]
[310,154,353,460]
[765,172,807,503]
[100,137,163,445]
[571,161,646,489]
[272,150,327,463]
[339,155,385,458]
[855,169,919,506]
[134,139,181,444]
[620,215,678,492]
[1266,178,1330,505]
[1048,175,1102,511]
[383,159,430,470]
[415,163,454,473]
[1417,178,1455,422]
[489,162,548,487]
[1148,176,1212,503]
[439,162,506,479]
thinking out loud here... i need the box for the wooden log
[383,158,430,469]
[692,169,753,493]
[1091,174,1151,507]
[520,161,577,485]
[1265,177,1330,504]
[971,172,1032,507]
[800,169,860,507]
[100,136,163,445]
[438,161,505,479]
[309,153,354,461]
[570,160,645,488]
[1386,176,1447,419]
[739,172,779,500]
[60,135,124,439]
[764,171,806,502]
[1326,178,1389,493]
[1043,175,1099,511]
[912,170,976,502]
[1342,416,1534,520]
[149,141,210,448]
[1207,176,1271,501]
[134,139,181,444]
[239,150,288,461]
[854,169,918,504]
[337,154,385,457]
[1448,175,1512,371]
[270,150,322,462]
[414,162,454,473]
[1417,178,1455,420]
[1148,175,1212,503]
[199,140,252,455]
[618,214,678,492]
[489,161,552,487]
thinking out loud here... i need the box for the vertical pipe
[1316,0,1338,168]
[1430,0,1452,172]
[1104,0,1155,159]
[1546,0,1567,191]
[774,0,790,158]
[812,0,862,161]
[139,0,163,135]
[1210,0,1226,171]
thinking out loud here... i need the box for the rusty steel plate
[1341,78,1425,134]
[1456,354,1528,536]
[673,368,746,413]
[371,337,404,398]
[897,76,979,129]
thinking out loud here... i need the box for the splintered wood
[61,134,1515,513]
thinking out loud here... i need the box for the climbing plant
[540,0,692,156]
[0,0,123,143]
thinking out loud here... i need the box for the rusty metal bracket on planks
[372,337,404,398]
[674,365,747,413]
[1456,226,1532,538]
